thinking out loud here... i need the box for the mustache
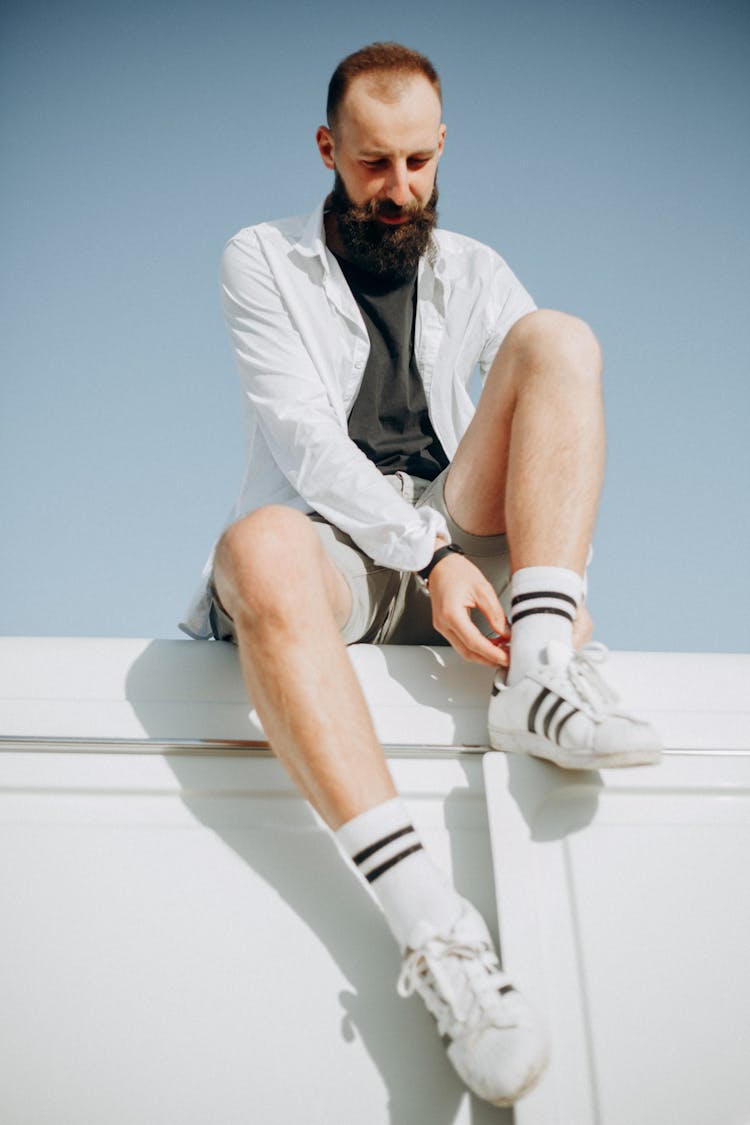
[361,196,426,221]
[329,174,438,223]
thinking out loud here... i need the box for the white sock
[335,797,464,949]
[507,566,583,685]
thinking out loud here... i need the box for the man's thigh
[207,512,402,646]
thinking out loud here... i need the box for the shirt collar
[291,198,330,270]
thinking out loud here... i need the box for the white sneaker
[397,901,548,1106]
[488,640,663,769]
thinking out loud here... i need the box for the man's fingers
[427,555,510,667]
[440,625,506,667]
[435,604,509,667]
[472,580,509,640]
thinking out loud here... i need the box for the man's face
[317,73,446,277]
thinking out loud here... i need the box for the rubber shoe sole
[488,725,663,770]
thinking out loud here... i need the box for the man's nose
[384,162,411,207]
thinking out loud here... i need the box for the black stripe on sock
[511,606,575,626]
[352,825,414,867]
[511,590,578,609]
[528,687,551,733]
[365,843,424,884]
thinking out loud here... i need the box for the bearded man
[181,42,661,1108]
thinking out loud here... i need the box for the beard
[328,171,438,282]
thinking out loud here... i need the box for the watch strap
[417,542,466,584]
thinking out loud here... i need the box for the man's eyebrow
[358,146,437,159]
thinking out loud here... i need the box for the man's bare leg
[435,307,661,767]
[427,309,600,666]
[213,504,396,830]
[213,461,549,1106]
[213,504,549,1107]
[444,308,604,571]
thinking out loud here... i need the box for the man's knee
[214,505,319,620]
[504,309,603,384]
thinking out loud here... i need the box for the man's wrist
[416,542,466,588]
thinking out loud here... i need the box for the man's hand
[426,553,510,667]
[426,553,595,668]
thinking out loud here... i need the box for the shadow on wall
[125,637,514,1125]
[504,754,603,843]
[124,637,601,1124]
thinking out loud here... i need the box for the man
[181,43,661,1108]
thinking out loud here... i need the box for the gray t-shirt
[336,254,449,481]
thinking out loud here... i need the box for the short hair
[326,42,442,130]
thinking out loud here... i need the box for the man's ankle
[507,566,582,685]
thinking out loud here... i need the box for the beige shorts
[209,468,511,646]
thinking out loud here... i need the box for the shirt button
[354,359,365,370]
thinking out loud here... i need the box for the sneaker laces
[397,934,515,1038]
[562,642,620,714]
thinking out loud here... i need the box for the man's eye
[363,160,386,169]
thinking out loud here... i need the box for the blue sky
[2,0,748,652]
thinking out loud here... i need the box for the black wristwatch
[416,542,466,588]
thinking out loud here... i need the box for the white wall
[1,640,748,1124]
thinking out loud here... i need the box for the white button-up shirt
[181,199,535,638]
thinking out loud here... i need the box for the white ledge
[0,637,748,751]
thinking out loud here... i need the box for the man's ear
[437,123,447,159]
[316,125,335,170]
